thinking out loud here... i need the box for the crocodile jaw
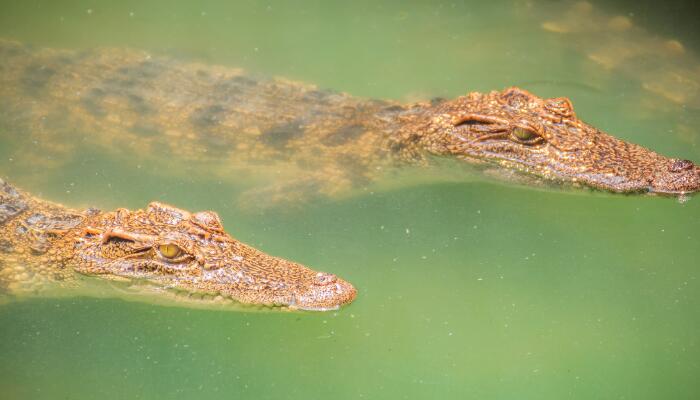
[70,202,357,311]
[419,88,700,197]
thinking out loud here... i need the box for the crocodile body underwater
[1,38,698,204]
[0,179,356,311]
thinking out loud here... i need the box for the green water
[1,1,700,399]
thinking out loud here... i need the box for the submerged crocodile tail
[1,39,412,204]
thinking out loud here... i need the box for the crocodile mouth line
[92,275,312,311]
[81,273,347,311]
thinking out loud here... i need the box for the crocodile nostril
[314,272,337,286]
[669,159,695,173]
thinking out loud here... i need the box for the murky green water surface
[1,1,699,399]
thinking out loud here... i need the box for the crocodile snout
[290,272,357,311]
[650,159,700,195]
[669,159,695,173]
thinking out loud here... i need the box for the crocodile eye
[159,244,182,259]
[511,127,544,145]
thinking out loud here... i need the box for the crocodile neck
[0,179,86,294]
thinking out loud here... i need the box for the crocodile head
[71,202,356,311]
[423,87,700,195]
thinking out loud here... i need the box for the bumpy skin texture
[0,39,698,202]
[0,179,356,311]
[407,88,700,195]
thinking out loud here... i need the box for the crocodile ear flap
[146,202,191,225]
[544,97,576,118]
[501,87,536,108]
[192,211,224,232]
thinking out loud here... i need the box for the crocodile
[0,38,698,205]
[0,178,356,311]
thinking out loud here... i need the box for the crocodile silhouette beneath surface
[0,179,356,311]
[1,38,699,205]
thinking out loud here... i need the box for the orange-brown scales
[0,179,356,311]
[1,39,698,204]
[402,89,700,195]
